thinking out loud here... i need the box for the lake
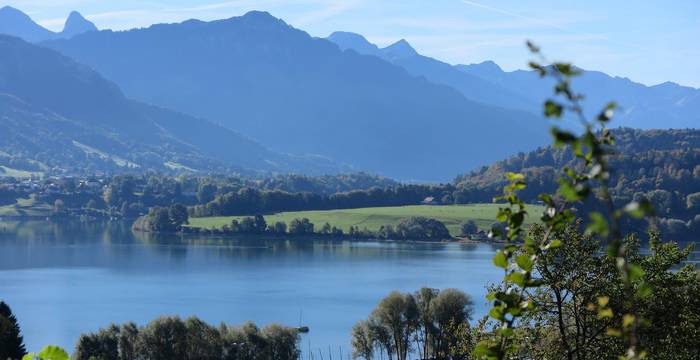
[0,220,504,356]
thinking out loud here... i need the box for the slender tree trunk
[554,289,573,360]
[572,291,584,360]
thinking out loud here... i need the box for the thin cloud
[162,0,250,13]
[291,0,362,26]
[460,0,569,32]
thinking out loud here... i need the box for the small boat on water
[297,310,309,333]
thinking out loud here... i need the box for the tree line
[0,308,300,360]
[189,185,451,218]
[71,317,299,360]
[134,211,455,241]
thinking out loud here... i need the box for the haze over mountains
[0,7,697,181]
[0,6,97,42]
[41,11,548,181]
[327,32,700,129]
[327,31,534,111]
[0,35,342,175]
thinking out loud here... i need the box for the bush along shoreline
[133,210,459,242]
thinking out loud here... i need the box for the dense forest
[453,128,700,240]
[189,184,450,218]
[0,172,409,219]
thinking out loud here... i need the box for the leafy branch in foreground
[474,42,656,360]
[22,346,69,360]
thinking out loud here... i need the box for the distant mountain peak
[475,60,502,71]
[237,10,286,25]
[382,39,417,59]
[653,81,681,89]
[0,5,56,42]
[0,5,24,16]
[242,10,274,18]
[326,31,379,55]
[62,11,97,38]
[328,31,369,43]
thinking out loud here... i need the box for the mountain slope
[43,11,548,181]
[327,32,534,111]
[0,7,97,42]
[0,35,340,175]
[457,62,700,129]
[0,6,56,42]
[328,31,699,130]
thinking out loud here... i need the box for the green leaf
[506,272,527,287]
[529,61,545,76]
[548,239,562,249]
[504,244,518,252]
[527,278,544,287]
[516,254,534,272]
[544,100,563,118]
[37,346,69,360]
[474,342,501,359]
[553,62,581,76]
[636,283,653,298]
[550,128,577,144]
[586,212,609,237]
[505,172,525,182]
[538,193,554,206]
[628,264,645,282]
[493,251,508,269]
[22,354,36,360]
[526,40,540,54]
[510,212,525,229]
[489,305,506,321]
[557,179,588,201]
[497,327,514,337]
[598,308,614,319]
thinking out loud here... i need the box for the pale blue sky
[4,0,699,87]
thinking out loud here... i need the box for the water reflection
[0,220,696,355]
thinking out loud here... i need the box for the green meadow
[187,203,545,237]
[0,195,52,217]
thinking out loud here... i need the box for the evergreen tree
[0,301,27,360]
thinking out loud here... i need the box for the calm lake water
[0,220,504,356]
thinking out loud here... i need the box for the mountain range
[0,7,697,181]
[0,6,97,42]
[0,34,342,175]
[327,32,700,129]
[41,11,548,181]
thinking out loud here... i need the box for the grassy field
[187,204,544,237]
[0,195,52,217]
[0,165,43,179]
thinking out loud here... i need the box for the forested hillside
[454,128,700,240]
